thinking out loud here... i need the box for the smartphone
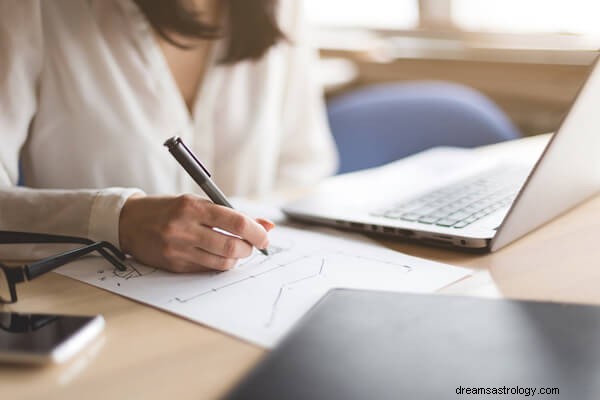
[0,312,104,364]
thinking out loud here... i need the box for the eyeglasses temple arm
[0,231,127,271]
[24,242,126,280]
[0,231,91,245]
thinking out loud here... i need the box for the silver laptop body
[283,56,600,252]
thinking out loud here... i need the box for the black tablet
[227,290,600,399]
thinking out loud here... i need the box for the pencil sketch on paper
[56,213,470,348]
[265,257,326,328]
[166,240,414,331]
[96,262,157,287]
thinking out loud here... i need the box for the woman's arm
[0,1,271,270]
[0,2,137,261]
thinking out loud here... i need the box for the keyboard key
[413,206,441,215]
[453,221,471,229]
[462,204,483,214]
[443,205,464,214]
[448,211,471,220]
[427,211,450,219]
[436,218,459,227]
[383,211,405,219]
[418,216,439,224]
[481,207,495,215]
[400,212,420,222]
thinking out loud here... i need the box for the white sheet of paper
[55,206,471,348]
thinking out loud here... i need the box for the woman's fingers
[119,194,273,273]
[181,223,253,259]
[174,247,238,273]
[200,203,270,250]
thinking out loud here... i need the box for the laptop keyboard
[371,167,529,229]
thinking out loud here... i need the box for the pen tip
[260,248,269,256]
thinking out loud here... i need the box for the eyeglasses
[0,231,127,304]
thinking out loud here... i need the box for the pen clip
[169,136,212,178]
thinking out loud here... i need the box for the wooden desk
[3,136,600,400]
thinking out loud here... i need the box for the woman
[0,0,337,272]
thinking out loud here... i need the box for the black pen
[164,136,269,256]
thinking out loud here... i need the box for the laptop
[283,56,600,252]
[226,290,600,400]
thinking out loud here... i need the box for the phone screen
[0,312,103,363]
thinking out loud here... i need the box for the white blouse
[0,0,337,258]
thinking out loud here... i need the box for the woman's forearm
[0,186,142,260]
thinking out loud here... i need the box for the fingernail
[257,218,276,231]
[264,221,276,230]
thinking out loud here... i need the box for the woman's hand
[118,194,274,273]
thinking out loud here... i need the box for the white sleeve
[0,1,142,260]
[275,0,339,191]
[0,187,142,259]
[0,0,40,185]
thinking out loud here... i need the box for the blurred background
[306,0,600,137]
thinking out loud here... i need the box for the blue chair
[327,81,521,174]
[18,163,24,186]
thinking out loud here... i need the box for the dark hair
[133,0,285,64]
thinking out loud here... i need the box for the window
[452,0,600,36]
[306,0,600,39]
[305,0,419,30]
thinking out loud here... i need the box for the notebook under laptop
[283,56,600,252]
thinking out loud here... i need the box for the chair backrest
[17,161,24,186]
[327,81,521,174]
